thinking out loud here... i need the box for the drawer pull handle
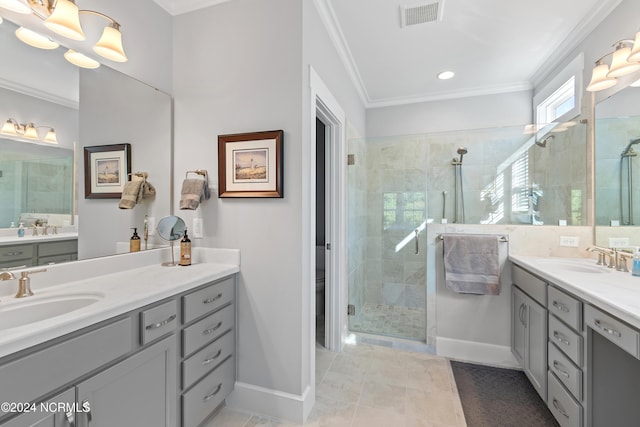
[552,398,569,418]
[202,349,223,365]
[203,322,223,335]
[66,410,75,427]
[145,314,177,330]
[203,293,223,304]
[594,319,622,337]
[3,251,24,257]
[553,331,570,346]
[552,301,570,313]
[203,383,222,401]
[552,360,570,378]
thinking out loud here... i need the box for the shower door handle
[414,229,419,255]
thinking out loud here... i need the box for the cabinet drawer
[183,304,234,357]
[585,304,639,359]
[183,277,234,324]
[549,315,583,366]
[182,356,234,427]
[182,330,234,390]
[0,244,33,263]
[140,300,178,345]
[512,264,546,306]
[0,318,132,411]
[549,342,582,401]
[547,371,582,427]
[548,286,582,331]
[37,240,77,257]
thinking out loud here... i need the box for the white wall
[173,0,307,421]
[366,90,533,138]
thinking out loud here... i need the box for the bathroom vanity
[510,256,640,427]
[0,235,78,269]
[0,248,239,427]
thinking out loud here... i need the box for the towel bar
[128,171,148,178]
[437,234,509,243]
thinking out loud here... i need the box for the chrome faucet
[15,268,46,298]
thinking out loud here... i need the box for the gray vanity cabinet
[0,388,75,427]
[511,266,548,401]
[75,335,177,427]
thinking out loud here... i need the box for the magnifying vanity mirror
[156,216,186,267]
[0,17,173,264]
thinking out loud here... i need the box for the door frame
[309,66,347,352]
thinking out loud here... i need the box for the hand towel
[443,234,501,295]
[119,175,145,209]
[179,177,210,210]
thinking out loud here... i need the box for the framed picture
[84,143,131,199]
[218,130,283,198]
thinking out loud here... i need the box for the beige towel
[119,173,156,209]
[443,234,501,295]
[179,178,210,210]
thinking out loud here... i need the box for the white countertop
[0,232,78,246]
[510,255,640,330]
[0,247,239,359]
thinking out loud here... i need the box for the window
[534,53,583,129]
[536,76,576,126]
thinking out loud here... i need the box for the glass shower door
[347,135,427,341]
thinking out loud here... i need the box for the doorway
[315,117,328,347]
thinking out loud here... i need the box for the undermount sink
[537,259,609,274]
[0,293,103,330]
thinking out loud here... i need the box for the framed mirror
[595,85,640,247]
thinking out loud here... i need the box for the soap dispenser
[130,228,141,252]
[17,222,25,238]
[179,229,191,266]
[633,247,640,277]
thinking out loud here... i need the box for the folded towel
[179,177,210,210]
[119,173,156,209]
[443,234,501,295]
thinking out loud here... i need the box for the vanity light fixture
[0,0,128,67]
[15,26,59,49]
[587,37,640,92]
[64,49,100,69]
[1,118,58,144]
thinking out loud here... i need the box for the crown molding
[529,0,623,89]
[0,77,79,110]
[366,81,533,109]
[153,0,232,16]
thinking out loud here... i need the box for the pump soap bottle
[633,247,640,277]
[130,228,141,252]
[180,229,191,266]
[17,222,25,237]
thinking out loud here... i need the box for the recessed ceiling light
[437,70,455,80]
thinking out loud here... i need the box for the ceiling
[156,0,622,107]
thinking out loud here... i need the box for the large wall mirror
[0,17,172,263]
[595,84,640,247]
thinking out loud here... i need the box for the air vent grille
[400,1,443,27]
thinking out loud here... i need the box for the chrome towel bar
[437,234,509,243]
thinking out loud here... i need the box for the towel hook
[185,169,208,180]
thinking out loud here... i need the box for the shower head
[456,147,467,163]
[536,135,554,148]
[621,138,640,157]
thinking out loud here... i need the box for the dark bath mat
[450,361,559,427]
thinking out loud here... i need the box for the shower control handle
[414,229,419,255]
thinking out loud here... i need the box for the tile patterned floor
[203,343,466,427]
[349,303,425,341]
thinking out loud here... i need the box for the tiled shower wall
[348,123,589,318]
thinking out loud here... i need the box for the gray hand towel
[443,235,500,295]
[179,178,210,210]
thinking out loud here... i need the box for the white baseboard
[225,381,313,424]
[436,336,520,369]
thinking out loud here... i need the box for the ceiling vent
[400,1,444,27]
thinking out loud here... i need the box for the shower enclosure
[620,138,640,225]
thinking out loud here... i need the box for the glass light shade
[15,27,60,50]
[23,123,38,139]
[0,0,30,14]
[607,46,640,78]
[628,32,640,63]
[93,25,128,62]
[586,62,617,92]
[44,0,85,41]
[64,49,100,69]
[0,16,3,24]
[43,128,58,144]
[0,120,18,136]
